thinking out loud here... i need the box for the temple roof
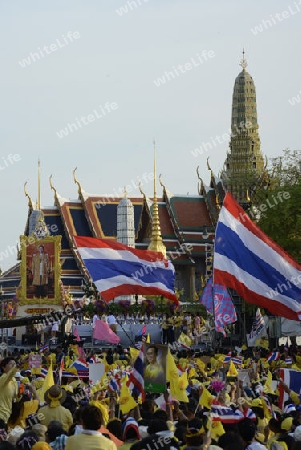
[0,182,218,299]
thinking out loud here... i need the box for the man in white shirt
[107,314,117,334]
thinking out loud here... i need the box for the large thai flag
[74,236,178,303]
[214,193,301,321]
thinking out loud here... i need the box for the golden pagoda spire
[37,159,41,210]
[148,140,166,257]
[240,48,248,71]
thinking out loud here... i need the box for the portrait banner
[144,344,167,393]
[19,235,62,305]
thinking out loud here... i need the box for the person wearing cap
[251,398,270,443]
[38,385,73,432]
[277,417,295,450]
[66,405,117,450]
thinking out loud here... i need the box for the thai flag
[278,368,301,409]
[62,370,78,378]
[249,308,265,339]
[232,356,243,365]
[267,352,280,362]
[214,193,301,321]
[127,348,145,401]
[39,343,49,353]
[88,355,97,364]
[243,408,256,421]
[211,404,244,424]
[70,358,89,377]
[223,352,232,364]
[285,357,293,365]
[40,367,48,378]
[109,378,119,392]
[74,236,178,303]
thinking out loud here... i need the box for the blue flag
[200,278,237,336]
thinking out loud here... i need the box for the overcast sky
[0,0,300,272]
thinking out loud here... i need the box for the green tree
[250,149,301,261]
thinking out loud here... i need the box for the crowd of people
[0,338,300,450]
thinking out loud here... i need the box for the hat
[7,426,24,445]
[15,372,22,378]
[281,417,293,432]
[294,425,301,441]
[32,443,51,450]
[251,398,263,408]
[44,385,66,407]
[122,417,140,441]
[32,424,47,441]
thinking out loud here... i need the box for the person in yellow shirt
[66,405,117,450]
[0,357,18,423]
[9,380,40,428]
[38,385,73,432]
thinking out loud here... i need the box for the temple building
[221,52,266,203]
[0,53,265,331]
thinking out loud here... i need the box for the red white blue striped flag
[127,347,145,401]
[267,352,280,362]
[214,193,301,321]
[74,236,178,303]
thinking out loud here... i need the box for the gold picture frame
[19,235,62,306]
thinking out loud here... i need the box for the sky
[0,0,300,272]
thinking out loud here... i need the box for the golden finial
[138,182,146,199]
[37,159,41,210]
[49,174,57,197]
[148,140,166,257]
[196,166,204,193]
[73,167,83,196]
[159,173,165,189]
[123,186,127,197]
[206,157,212,172]
[240,48,248,71]
[24,181,33,208]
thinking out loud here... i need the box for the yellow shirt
[144,362,164,380]
[66,432,117,450]
[38,404,73,432]
[0,367,18,423]
[10,399,39,428]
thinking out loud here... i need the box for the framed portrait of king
[19,235,62,305]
